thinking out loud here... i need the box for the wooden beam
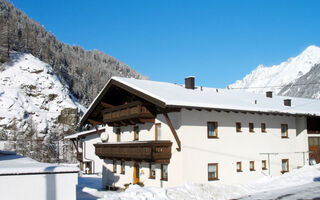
[139,118,155,123]
[100,102,114,109]
[88,119,102,132]
[71,140,79,153]
[164,112,181,152]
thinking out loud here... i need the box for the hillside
[0,52,82,162]
[0,0,143,107]
[229,45,320,99]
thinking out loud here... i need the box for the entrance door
[133,162,140,184]
[309,137,320,164]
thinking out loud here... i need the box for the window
[208,163,218,180]
[113,160,117,173]
[155,123,161,141]
[236,162,242,172]
[249,161,255,171]
[207,121,218,138]
[116,128,121,142]
[134,126,139,141]
[161,164,168,181]
[261,123,266,133]
[249,123,254,132]
[262,160,267,170]
[281,124,288,138]
[120,161,125,174]
[149,163,156,179]
[236,122,242,132]
[281,159,289,173]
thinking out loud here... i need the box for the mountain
[0,52,82,162]
[0,0,144,107]
[228,45,320,99]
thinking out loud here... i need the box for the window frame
[120,161,125,174]
[249,161,255,171]
[261,123,266,133]
[281,159,289,173]
[113,160,117,173]
[161,164,168,181]
[207,121,218,138]
[149,163,156,179]
[155,123,161,141]
[133,126,139,141]
[281,124,289,138]
[249,123,255,133]
[262,160,267,170]
[208,163,219,181]
[236,161,242,172]
[236,122,242,132]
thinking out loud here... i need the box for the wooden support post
[71,139,79,153]
[163,112,181,152]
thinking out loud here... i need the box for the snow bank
[80,164,320,200]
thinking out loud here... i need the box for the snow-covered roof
[0,150,79,175]
[64,127,105,139]
[81,77,320,124]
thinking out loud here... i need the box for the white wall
[83,133,105,174]
[100,109,309,187]
[0,172,78,200]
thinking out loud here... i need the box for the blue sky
[9,0,320,88]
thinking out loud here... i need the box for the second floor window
[207,121,218,138]
[155,123,161,141]
[116,128,121,142]
[134,126,139,141]
[281,124,288,138]
[249,123,254,133]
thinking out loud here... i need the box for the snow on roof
[64,127,105,139]
[112,77,320,116]
[0,150,79,175]
[81,76,320,124]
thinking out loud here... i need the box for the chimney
[266,91,273,98]
[185,76,195,89]
[284,99,291,106]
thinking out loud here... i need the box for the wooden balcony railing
[94,140,172,164]
[77,152,83,162]
[102,101,154,125]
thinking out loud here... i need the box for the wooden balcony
[77,152,83,162]
[94,140,172,164]
[102,101,155,126]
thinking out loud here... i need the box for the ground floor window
[249,161,255,171]
[236,161,242,172]
[161,164,168,181]
[120,161,125,174]
[113,160,117,173]
[149,163,156,179]
[281,159,289,173]
[208,163,218,180]
[262,160,267,170]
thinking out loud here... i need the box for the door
[309,137,320,164]
[133,162,140,184]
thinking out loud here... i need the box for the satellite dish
[100,132,109,142]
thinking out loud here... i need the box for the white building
[79,76,320,189]
[0,150,79,200]
[65,127,105,174]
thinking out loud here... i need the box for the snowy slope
[229,45,320,95]
[0,52,81,135]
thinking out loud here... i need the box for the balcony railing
[102,101,154,125]
[94,140,172,164]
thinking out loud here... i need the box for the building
[79,76,320,189]
[0,150,79,200]
[65,127,105,174]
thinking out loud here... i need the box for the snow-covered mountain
[0,52,83,162]
[229,45,320,98]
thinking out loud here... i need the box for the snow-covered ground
[78,164,320,200]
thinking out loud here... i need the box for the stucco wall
[0,172,78,200]
[83,133,105,174]
[101,109,309,187]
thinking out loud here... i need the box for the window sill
[237,170,243,172]
[149,177,155,179]
[262,168,267,170]
[250,169,255,171]
[281,170,289,174]
[161,178,168,181]
[208,136,219,139]
[208,178,219,181]
[281,136,289,139]
[120,172,125,175]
